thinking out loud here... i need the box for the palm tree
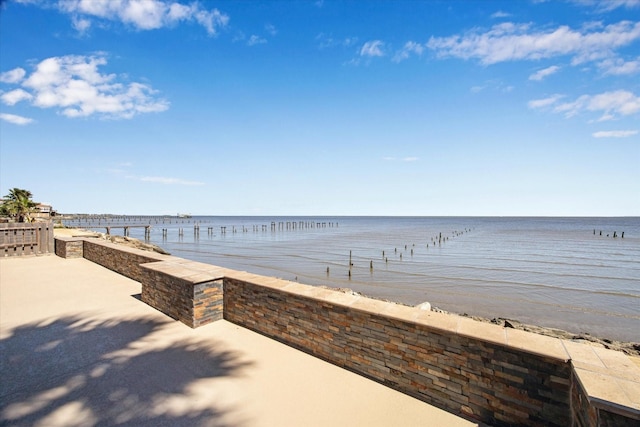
[1,188,38,222]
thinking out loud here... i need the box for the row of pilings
[342,227,473,280]
[154,221,338,239]
[593,229,625,238]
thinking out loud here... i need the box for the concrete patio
[0,255,479,426]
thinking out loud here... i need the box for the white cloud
[2,54,169,119]
[528,94,564,109]
[426,20,640,67]
[0,113,34,125]
[584,90,640,117]
[139,176,205,185]
[56,0,229,35]
[194,8,229,35]
[604,0,640,8]
[530,90,640,120]
[592,130,638,138]
[247,35,267,46]
[393,41,425,62]
[360,40,385,57]
[0,68,26,83]
[71,15,92,34]
[572,0,640,11]
[316,33,358,49]
[599,57,640,75]
[1,88,33,105]
[167,2,192,20]
[471,79,513,94]
[343,37,358,47]
[491,11,511,18]
[529,65,561,81]
[265,23,277,36]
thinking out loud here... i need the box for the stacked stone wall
[139,260,227,328]
[139,265,223,328]
[54,237,84,258]
[597,409,640,427]
[193,280,224,327]
[572,370,597,427]
[82,239,168,282]
[140,268,195,325]
[223,278,571,426]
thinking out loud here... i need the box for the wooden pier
[102,225,151,237]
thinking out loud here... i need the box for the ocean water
[67,216,640,342]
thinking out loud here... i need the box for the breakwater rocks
[106,235,171,255]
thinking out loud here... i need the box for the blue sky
[1,0,639,216]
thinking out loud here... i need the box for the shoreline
[54,226,640,357]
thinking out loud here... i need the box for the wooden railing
[0,222,54,256]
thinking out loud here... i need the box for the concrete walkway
[1,255,479,427]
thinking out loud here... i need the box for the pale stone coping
[505,328,570,361]
[574,368,640,418]
[564,339,640,417]
[54,236,85,241]
[84,238,170,262]
[140,259,232,284]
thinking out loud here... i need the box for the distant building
[33,203,56,219]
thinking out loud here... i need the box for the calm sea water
[68,216,640,342]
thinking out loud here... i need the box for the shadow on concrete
[0,316,251,426]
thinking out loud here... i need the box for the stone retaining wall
[82,239,169,282]
[223,276,571,426]
[54,236,84,258]
[139,260,227,328]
